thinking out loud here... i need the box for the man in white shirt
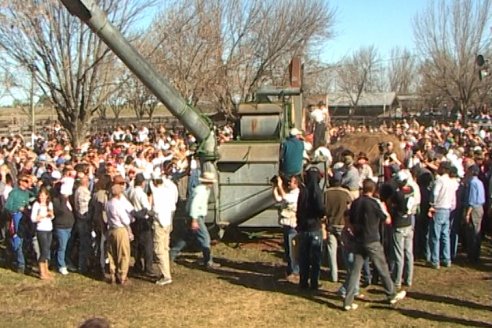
[310,104,326,150]
[128,173,154,276]
[273,175,300,281]
[427,162,459,269]
[105,184,135,285]
[150,171,178,285]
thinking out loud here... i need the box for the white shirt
[129,185,151,211]
[432,174,459,210]
[150,178,178,227]
[105,196,134,228]
[277,188,299,228]
[310,108,324,123]
[31,201,54,231]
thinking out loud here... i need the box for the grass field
[0,232,490,328]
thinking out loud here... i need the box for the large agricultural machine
[60,0,305,234]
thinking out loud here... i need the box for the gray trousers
[344,241,395,307]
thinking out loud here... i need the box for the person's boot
[45,261,55,279]
[39,261,52,280]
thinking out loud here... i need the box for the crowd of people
[0,113,490,311]
[276,110,491,310]
[0,122,218,286]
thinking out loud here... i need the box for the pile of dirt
[329,133,404,169]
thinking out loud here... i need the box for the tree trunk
[65,118,89,148]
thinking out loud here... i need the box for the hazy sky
[323,0,428,63]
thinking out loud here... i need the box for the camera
[270,175,279,185]
[378,142,388,153]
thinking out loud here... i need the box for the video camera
[378,142,388,153]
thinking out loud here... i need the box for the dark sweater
[349,195,387,244]
[389,186,413,228]
[52,196,75,229]
[296,169,324,232]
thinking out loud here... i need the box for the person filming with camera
[273,175,300,283]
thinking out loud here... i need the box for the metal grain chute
[59,0,304,233]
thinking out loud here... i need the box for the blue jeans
[298,230,322,289]
[56,228,72,269]
[391,225,414,286]
[282,225,299,275]
[171,216,213,265]
[10,212,25,270]
[37,230,52,262]
[429,208,451,266]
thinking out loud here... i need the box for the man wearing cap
[341,151,360,200]
[280,128,304,178]
[170,171,220,268]
[128,173,154,276]
[5,174,32,273]
[388,170,415,288]
[150,170,178,285]
[273,174,300,282]
[356,152,373,188]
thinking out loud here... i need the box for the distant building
[328,92,398,117]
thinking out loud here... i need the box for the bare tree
[387,47,418,94]
[413,0,492,121]
[336,45,380,115]
[148,0,335,116]
[0,0,156,146]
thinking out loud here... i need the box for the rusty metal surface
[218,142,280,162]
[238,103,283,114]
[240,116,280,139]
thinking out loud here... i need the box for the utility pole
[29,64,36,140]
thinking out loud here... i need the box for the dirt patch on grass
[331,133,404,168]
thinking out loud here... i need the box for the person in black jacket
[52,182,75,275]
[297,167,324,290]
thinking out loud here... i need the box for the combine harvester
[60,0,306,236]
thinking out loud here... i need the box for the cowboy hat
[357,152,369,161]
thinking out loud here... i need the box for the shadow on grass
[371,305,492,328]
[407,291,492,311]
[176,255,343,310]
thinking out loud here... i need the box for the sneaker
[205,261,221,269]
[156,278,172,286]
[67,264,78,272]
[355,293,366,300]
[430,263,440,270]
[59,267,69,275]
[286,274,300,284]
[442,262,451,268]
[343,303,359,311]
[389,290,407,305]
